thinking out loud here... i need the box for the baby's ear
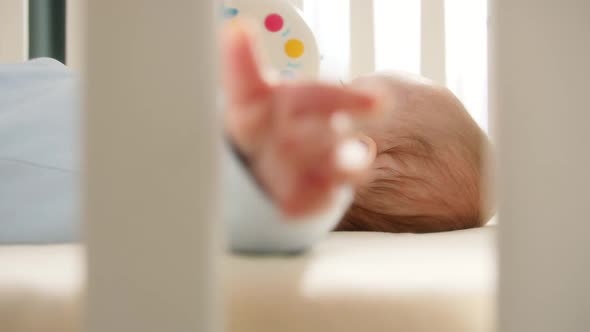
[221,21,270,105]
[358,135,377,165]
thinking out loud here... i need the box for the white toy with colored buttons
[223,0,320,80]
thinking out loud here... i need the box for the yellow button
[285,39,304,58]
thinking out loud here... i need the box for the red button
[265,13,284,32]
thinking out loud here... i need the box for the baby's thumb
[221,21,270,106]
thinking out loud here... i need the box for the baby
[339,74,492,232]
[0,25,490,245]
[223,24,492,233]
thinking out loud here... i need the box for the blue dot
[224,7,239,18]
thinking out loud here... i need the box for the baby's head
[338,73,492,232]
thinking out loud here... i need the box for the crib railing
[0,0,27,63]
[419,0,446,84]
[82,1,590,330]
[84,1,220,332]
[349,0,376,79]
[492,1,590,331]
[298,0,447,84]
[2,0,590,331]
[0,0,450,86]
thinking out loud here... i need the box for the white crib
[0,1,589,331]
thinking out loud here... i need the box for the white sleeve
[222,143,353,254]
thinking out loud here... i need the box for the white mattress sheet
[0,227,496,332]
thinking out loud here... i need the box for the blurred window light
[301,0,488,131]
[445,0,488,131]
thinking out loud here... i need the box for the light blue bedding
[0,58,79,243]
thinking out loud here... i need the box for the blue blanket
[0,58,79,243]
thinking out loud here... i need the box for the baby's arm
[222,144,354,253]
[221,24,376,253]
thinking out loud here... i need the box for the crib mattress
[0,227,496,332]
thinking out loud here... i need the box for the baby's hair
[336,73,488,233]
[338,207,473,233]
[338,133,483,233]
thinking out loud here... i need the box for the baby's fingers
[221,21,270,106]
[334,137,374,184]
[275,83,377,116]
[222,22,275,157]
[280,157,337,217]
[276,139,372,217]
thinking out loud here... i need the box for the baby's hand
[222,24,375,217]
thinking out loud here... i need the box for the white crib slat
[66,0,83,70]
[373,0,421,75]
[85,1,221,332]
[0,0,28,63]
[349,0,375,79]
[420,0,446,84]
[492,0,590,331]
